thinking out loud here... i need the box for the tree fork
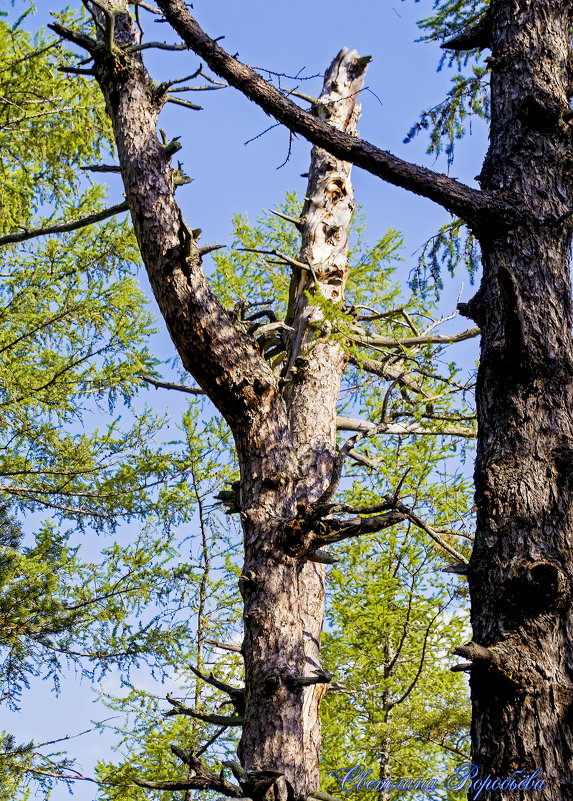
[59,6,371,796]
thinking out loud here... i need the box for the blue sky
[4,0,486,797]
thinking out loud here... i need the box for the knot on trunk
[553,441,573,487]
[507,560,570,617]
[451,640,523,693]
[518,92,566,132]
[280,503,321,558]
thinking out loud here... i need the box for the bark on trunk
[462,2,573,797]
[70,9,368,796]
[239,50,368,798]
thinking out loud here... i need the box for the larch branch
[139,375,206,395]
[0,202,129,246]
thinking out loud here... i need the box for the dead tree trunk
[52,6,369,796]
[144,1,573,794]
[233,50,369,798]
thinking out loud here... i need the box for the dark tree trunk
[53,0,573,796]
[461,2,573,797]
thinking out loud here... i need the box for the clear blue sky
[5,1,486,797]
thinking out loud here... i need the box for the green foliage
[94,411,245,800]
[0,8,478,795]
[411,218,480,297]
[416,0,489,54]
[90,198,475,798]
[0,9,112,235]
[403,1,489,289]
[0,14,217,797]
[320,438,471,800]
[404,66,489,167]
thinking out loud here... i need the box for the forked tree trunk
[71,6,367,795]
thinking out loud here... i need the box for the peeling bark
[282,50,368,788]
[238,50,367,797]
[54,0,573,795]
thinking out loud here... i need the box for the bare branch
[336,416,476,439]
[295,667,334,686]
[351,326,481,349]
[139,375,206,394]
[205,638,243,654]
[442,14,492,51]
[126,40,187,53]
[189,665,245,714]
[312,510,405,548]
[0,202,129,247]
[129,0,161,13]
[81,163,122,173]
[347,353,430,395]
[395,503,469,565]
[48,22,100,54]
[165,94,202,110]
[306,549,338,564]
[196,726,229,757]
[168,746,243,796]
[239,246,314,277]
[270,209,302,230]
[58,66,94,75]
[154,0,521,228]
[164,694,244,725]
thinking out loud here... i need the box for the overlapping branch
[132,746,243,794]
[0,202,128,246]
[154,0,521,230]
[165,693,244,726]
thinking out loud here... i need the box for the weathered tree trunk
[61,6,368,796]
[238,51,368,797]
[459,2,573,797]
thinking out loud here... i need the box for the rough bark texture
[56,0,573,795]
[62,8,367,796]
[238,50,367,797]
[463,1,573,797]
[281,50,367,789]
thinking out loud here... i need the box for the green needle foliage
[94,410,245,799]
[92,201,475,798]
[320,440,471,801]
[0,5,111,235]
[404,0,490,294]
[0,10,212,796]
